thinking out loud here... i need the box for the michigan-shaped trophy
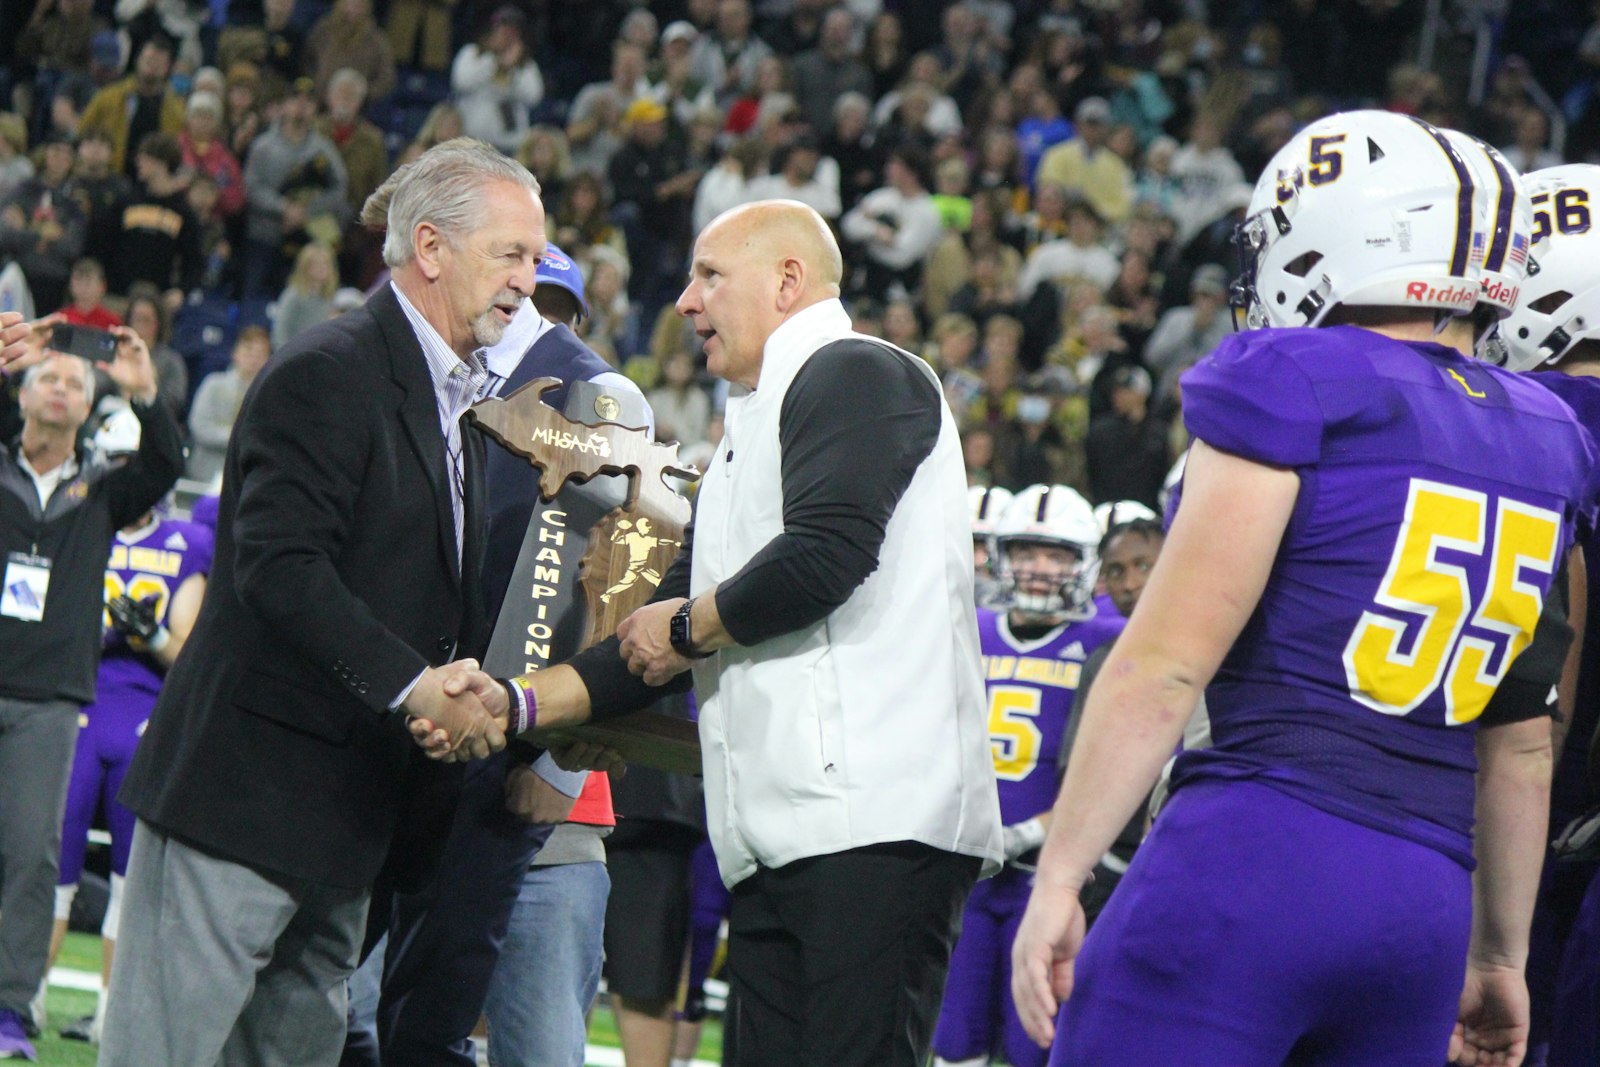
[469,377,702,774]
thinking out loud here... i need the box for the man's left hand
[504,763,579,824]
[618,598,692,686]
[101,325,158,403]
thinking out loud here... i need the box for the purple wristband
[500,677,532,735]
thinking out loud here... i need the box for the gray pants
[100,820,369,1067]
[0,696,80,1017]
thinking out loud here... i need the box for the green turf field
[38,933,725,1066]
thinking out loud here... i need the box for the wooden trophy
[469,377,703,774]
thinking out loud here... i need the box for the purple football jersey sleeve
[1172,326,1596,869]
[1180,329,1327,467]
[978,607,1125,824]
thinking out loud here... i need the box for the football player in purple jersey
[968,485,1013,609]
[1488,162,1600,1067]
[45,505,210,1044]
[932,485,1124,1067]
[1012,110,1597,1067]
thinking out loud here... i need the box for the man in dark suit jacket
[95,139,546,1067]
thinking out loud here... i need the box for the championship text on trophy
[469,377,703,774]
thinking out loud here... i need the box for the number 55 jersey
[1171,325,1598,869]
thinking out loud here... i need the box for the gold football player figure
[599,517,680,604]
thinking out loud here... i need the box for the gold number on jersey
[988,685,1045,781]
[1342,479,1560,723]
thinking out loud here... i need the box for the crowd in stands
[0,0,1593,505]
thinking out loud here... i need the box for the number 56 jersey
[1171,325,1598,870]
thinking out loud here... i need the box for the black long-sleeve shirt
[571,338,942,718]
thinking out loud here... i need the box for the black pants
[723,841,981,1067]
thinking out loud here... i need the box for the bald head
[678,200,846,389]
[703,199,843,298]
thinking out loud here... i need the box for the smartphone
[49,323,118,362]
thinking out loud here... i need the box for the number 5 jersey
[1170,325,1599,869]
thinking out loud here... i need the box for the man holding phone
[0,313,181,1058]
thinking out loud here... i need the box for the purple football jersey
[1172,326,1597,869]
[978,606,1125,824]
[97,518,215,701]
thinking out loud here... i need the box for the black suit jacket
[120,285,490,889]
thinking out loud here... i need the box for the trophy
[469,377,703,775]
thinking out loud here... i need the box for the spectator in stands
[1086,364,1167,509]
[0,132,87,311]
[1035,96,1133,226]
[790,7,873,137]
[840,142,942,299]
[556,170,627,265]
[825,90,880,215]
[874,52,964,142]
[452,6,546,155]
[71,128,130,268]
[186,323,270,485]
[215,0,303,104]
[579,245,631,365]
[1018,179,1071,256]
[183,172,232,292]
[384,0,451,72]
[223,61,265,161]
[949,244,1025,338]
[241,76,348,297]
[177,91,245,220]
[883,295,924,355]
[724,54,792,138]
[399,101,463,166]
[271,240,338,348]
[1144,263,1231,415]
[745,134,842,220]
[0,117,34,205]
[319,68,387,216]
[0,319,179,1063]
[610,97,699,313]
[1017,83,1073,190]
[518,127,572,210]
[109,132,203,311]
[305,0,395,105]
[122,284,187,421]
[567,40,650,177]
[932,3,1002,113]
[865,11,909,99]
[114,0,202,73]
[653,21,718,127]
[16,0,98,78]
[1502,106,1560,173]
[77,32,183,179]
[57,257,120,329]
[691,0,773,106]
[692,135,760,236]
[1168,112,1245,244]
[1018,195,1118,303]
[618,7,660,56]
[648,347,711,449]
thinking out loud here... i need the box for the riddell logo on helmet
[1482,279,1521,306]
[1404,281,1477,307]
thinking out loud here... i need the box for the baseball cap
[662,20,698,45]
[623,97,668,126]
[536,244,589,322]
[1075,96,1112,124]
[1110,365,1152,395]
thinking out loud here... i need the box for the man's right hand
[0,312,61,374]
[403,661,507,762]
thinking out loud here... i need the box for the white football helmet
[1441,129,1535,329]
[1092,499,1158,535]
[1234,110,1509,330]
[1491,164,1600,370]
[995,484,1101,619]
[969,484,1014,608]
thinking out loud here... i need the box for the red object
[567,768,615,827]
[58,304,123,330]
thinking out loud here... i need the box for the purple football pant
[688,837,732,996]
[933,865,1043,1067]
[1052,780,1471,1067]
[1549,866,1600,1067]
[58,693,150,883]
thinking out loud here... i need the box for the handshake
[400,659,513,763]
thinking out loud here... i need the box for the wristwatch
[670,598,712,659]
